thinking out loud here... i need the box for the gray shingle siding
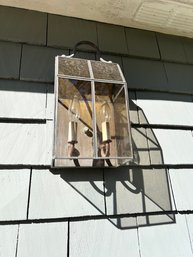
[126,28,160,59]
[0,6,47,45]
[0,5,193,257]
[20,45,68,82]
[0,41,21,79]
[97,22,128,54]
[48,14,98,50]
[122,57,168,91]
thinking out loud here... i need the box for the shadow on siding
[51,99,175,230]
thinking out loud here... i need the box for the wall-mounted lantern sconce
[52,41,133,167]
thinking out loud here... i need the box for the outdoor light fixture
[52,41,133,167]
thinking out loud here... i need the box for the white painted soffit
[1,0,193,38]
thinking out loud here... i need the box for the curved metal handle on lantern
[71,41,112,63]
[73,40,101,60]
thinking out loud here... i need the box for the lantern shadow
[51,99,175,230]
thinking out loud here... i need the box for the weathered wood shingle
[28,169,105,219]
[46,84,55,120]
[0,6,47,45]
[146,128,163,165]
[151,129,193,165]
[157,34,186,63]
[0,122,53,165]
[104,167,173,216]
[20,45,68,83]
[136,91,193,126]
[48,14,97,50]
[0,170,30,220]
[97,23,128,54]
[182,37,193,64]
[169,169,193,211]
[0,224,18,257]
[17,222,68,257]
[165,62,193,94]
[138,214,193,257]
[128,91,139,124]
[185,214,193,248]
[123,57,168,91]
[126,28,160,59]
[70,219,140,257]
[131,127,150,165]
[0,80,47,119]
[0,41,21,79]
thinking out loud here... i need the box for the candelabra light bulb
[68,95,80,122]
[100,101,112,143]
[100,101,111,122]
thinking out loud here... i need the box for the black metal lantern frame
[52,42,133,168]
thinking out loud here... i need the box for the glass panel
[94,82,132,166]
[58,57,90,78]
[94,82,124,166]
[55,79,94,166]
[91,60,123,81]
[114,86,132,165]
